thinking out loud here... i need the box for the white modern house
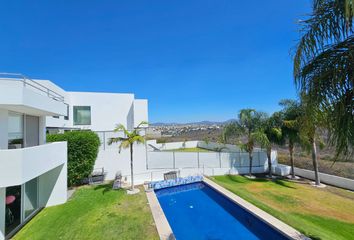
[34,78,149,181]
[0,74,68,240]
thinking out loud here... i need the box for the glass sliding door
[25,115,39,147]
[5,185,22,236]
[8,112,24,149]
[24,177,38,219]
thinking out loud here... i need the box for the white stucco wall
[0,142,67,188]
[133,99,148,127]
[95,143,148,181]
[294,167,354,191]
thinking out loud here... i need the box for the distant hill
[151,119,235,126]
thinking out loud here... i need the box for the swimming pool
[155,182,290,240]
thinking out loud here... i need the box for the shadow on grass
[225,174,269,184]
[93,183,114,195]
[273,179,296,189]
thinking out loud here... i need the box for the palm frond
[251,131,270,149]
[136,121,149,128]
[113,124,130,136]
[108,137,127,145]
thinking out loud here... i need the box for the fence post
[173,151,176,169]
[103,131,106,150]
[219,152,222,168]
[197,152,200,168]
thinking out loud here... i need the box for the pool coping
[144,185,176,240]
[204,177,310,240]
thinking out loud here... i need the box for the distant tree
[203,137,210,145]
[223,109,267,177]
[108,121,147,192]
[298,96,326,186]
[261,113,283,178]
[280,98,325,185]
[280,99,303,179]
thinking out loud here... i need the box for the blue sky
[0,1,310,123]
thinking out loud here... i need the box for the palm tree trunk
[249,152,253,176]
[311,138,320,185]
[267,147,272,178]
[289,142,295,178]
[130,143,134,190]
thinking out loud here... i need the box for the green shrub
[47,131,100,186]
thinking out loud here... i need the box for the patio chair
[113,171,122,189]
[88,167,105,185]
[164,171,178,180]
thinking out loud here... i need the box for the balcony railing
[0,72,65,102]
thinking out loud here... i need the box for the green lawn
[14,184,158,240]
[164,147,212,152]
[211,175,354,240]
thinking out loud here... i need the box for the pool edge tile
[144,185,176,240]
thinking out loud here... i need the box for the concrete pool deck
[145,186,175,240]
[145,178,310,240]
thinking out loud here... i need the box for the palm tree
[280,100,303,179]
[298,96,326,186]
[108,121,147,192]
[262,113,283,178]
[294,0,354,159]
[223,109,267,177]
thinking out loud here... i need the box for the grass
[211,175,354,240]
[164,147,212,152]
[14,184,158,240]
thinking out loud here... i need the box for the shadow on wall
[38,164,65,207]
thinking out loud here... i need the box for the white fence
[294,167,354,191]
[147,150,270,170]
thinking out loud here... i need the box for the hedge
[47,131,100,186]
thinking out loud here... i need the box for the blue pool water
[155,182,289,240]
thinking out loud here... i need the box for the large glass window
[8,112,24,149]
[24,177,38,219]
[5,185,22,235]
[73,106,91,125]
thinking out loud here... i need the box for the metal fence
[0,72,65,102]
[147,150,267,169]
[95,129,146,150]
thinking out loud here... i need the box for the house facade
[35,79,149,181]
[0,74,68,240]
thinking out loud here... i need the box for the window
[24,177,38,219]
[73,106,91,125]
[5,185,21,235]
[64,103,69,120]
[8,112,24,149]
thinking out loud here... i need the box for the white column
[0,187,5,240]
[0,109,8,149]
[39,116,46,145]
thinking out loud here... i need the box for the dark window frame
[73,106,91,125]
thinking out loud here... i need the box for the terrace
[13,171,354,240]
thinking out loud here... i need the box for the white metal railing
[0,72,65,102]
[95,129,147,150]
